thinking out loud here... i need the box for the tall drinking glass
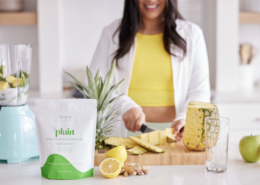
[205,117,229,173]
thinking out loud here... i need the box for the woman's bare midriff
[142,106,176,123]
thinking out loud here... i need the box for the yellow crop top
[128,32,175,107]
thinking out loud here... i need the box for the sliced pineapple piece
[136,133,149,142]
[13,78,22,88]
[164,128,175,138]
[0,81,10,90]
[6,75,16,83]
[159,130,167,145]
[129,136,164,153]
[183,101,219,151]
[104,137,136,149]
[153,131,160,145]
[136,128,175,145]
[148,132,155,145]
[6,75,22,87]
[127,145,148,155]
[136,135,141,139]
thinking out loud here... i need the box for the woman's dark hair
[113,0,187,63]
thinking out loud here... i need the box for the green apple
[239,134,260,163]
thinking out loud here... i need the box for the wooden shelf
[239,12,260,24]
[0,12,37,25]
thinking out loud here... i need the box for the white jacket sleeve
[175,28,211,122]
[89,27,141,117]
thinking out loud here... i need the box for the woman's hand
[122,107,146,132]
[171,119,185,142]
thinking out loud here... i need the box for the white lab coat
[88,19,210,137]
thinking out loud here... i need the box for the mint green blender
[0,44,39,163]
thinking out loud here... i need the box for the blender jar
[0,44,32,106]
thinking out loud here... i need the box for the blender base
[0,104,39,164]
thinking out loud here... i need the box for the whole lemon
[105,146,127,167]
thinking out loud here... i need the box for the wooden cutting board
[94,142,206,166]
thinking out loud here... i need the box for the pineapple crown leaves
[86,66,98,100]
[63,70,91,98]
[68,81,89,99]
[64,60,123,109]
[97,106,121,130]
[64,60,125,144]
[97,60,116,110]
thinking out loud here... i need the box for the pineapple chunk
[0,81,10,90]
[136,128,175,145]
[127,145,148,155]
[13,78,22,88]
[153,131,160,145]
[104,137,136,149]
[6,75,22,87]
[6,75,16,83]
[137,133,149,142]
[183,101,219,151]
[159,130,167,144]
[164,128,175,139]
[148,132,155,145]
[129,137,164,153]
[136,135,141,139]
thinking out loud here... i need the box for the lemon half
[99,158,121,178]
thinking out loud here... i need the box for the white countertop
[1,131,259,185]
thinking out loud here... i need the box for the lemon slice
[99,158,121,178]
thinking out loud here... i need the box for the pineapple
[153,131,160,145]
[148,132,156,145]
[127,145,148,155]
[165,128,175,139]
[65,61,124,149]
[159,130,167,144]
[136,133,149,142]
[183,101,219,151]
[105,137,136,149]
[129,137,164,153]
[136,128,175,145]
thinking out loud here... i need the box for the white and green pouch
[35,99,97,179]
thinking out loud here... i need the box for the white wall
[37,0,63,94]
[178,0,216,89]
[239,25,260,84]
[60,0,124,85]
[216,0,239,92]
[60,0,216,89]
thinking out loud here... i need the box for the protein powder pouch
[35,99,97,179]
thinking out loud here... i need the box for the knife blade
[140,124,154,133]
[140,124,176,143]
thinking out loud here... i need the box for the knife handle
[140,124,147,133]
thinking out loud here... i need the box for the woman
[89,0,210,142]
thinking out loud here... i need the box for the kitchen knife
[140,124,154,133]
[140,124,177,143]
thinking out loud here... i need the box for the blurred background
[0,0,260,138]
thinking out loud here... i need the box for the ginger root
[123,170,128,177]
[120,163,150,177]
[120,168,125,174]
